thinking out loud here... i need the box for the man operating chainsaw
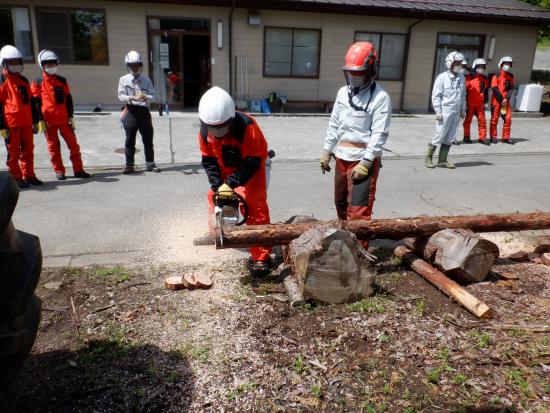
[197,86,272,277]
[320,41,391,249]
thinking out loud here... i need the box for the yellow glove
[69,117,76,130]
[0,129,8,139]
[351,160,372,183]
[217,183,235,201]
[37,120,47,133]
[320,150,332,174]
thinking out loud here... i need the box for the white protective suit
[431,70,466,146]
[324,83,391,162]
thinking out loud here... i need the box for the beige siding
[2,0,230,105]
[232,9,413,107]
[1,1,539,111]
[404,20,539,112]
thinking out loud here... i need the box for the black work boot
[437,144,455,169]
[146,163,161,173]
[75,170,91,178]
[502,139,515,145]
[56,172,67,181]
[123,164,135,174]
[25,177,43,186]
[251,260,271,278]
[16,179,29,189]
[490,137,497,144]
[463,137,472,144]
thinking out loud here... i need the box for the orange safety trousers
[45,123,84,174]
[334,157,381,249]
[463,104,487,140]
[207,160,271,261]
[490,103,512,141]
[4,126,35,180]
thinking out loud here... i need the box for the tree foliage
[521,0,550,41]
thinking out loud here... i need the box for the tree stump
[283,225,374,305]
[403,229,499,283]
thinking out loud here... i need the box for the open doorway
[148,17,211,109]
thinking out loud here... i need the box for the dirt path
[2,243,549,412]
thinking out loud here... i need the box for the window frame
[35,6,110,66]
[0,5,35,63]
[263,26,322,79]
[354,31,407,81]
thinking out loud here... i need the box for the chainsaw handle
[211,191,249,226]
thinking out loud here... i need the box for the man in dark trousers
[118,51,160,174]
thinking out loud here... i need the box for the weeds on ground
[347,297,388,314]
[468,330,491,349]
[94,266,130,284]
[226,382,257,400]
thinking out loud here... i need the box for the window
[355,32,406,80]
[36,8,108,65]
[433,33,484,79]
[264,27,320,78]
[0,6,33,60]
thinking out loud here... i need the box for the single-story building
[1,0,549,112]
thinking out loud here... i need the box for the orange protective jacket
[199,112,267,190]
[31,73,74,126]
[491,71,514,106]
[0,73,39,128]
[466,74,489,106]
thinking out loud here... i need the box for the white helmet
[0,45,23,67]
[198,86,235,126]
[445,51,465,70]
[498,56,514,68]
[125,51,142,64]
[462,60,468,66]
[38,50,59,69]
[472,58,487,68]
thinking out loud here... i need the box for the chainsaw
[211,192,249,247]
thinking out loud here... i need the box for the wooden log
[403,229,500,283]
[164,276,185,290]
[284,227,374,305]
[394,245,494,319]
[216,211,550,249]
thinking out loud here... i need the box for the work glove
[69,117,75,130]
[0,129,8,139]
[217,183,235,201]
[37,120,47,133]
[320,150,332,174]
[351,159,373,183]
[435,113,443,123]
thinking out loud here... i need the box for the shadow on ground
[0,340,194,412]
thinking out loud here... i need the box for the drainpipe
[399,15,425,113]
[229,0,235,96]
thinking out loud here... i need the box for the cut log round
[403,229,499,283]
[194,274,213,289]
[216,212,550,249]
[164,276,185,290]
[394,246,493,319]
[284,227,374,305]
[182,273,197,289]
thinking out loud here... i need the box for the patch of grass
[454,373,468,385]
[382,383,392,394]
[506,369,533,397]
[177,343,210,363]
[403,389,413,399]
[426,364,455,385]
[361,401,387,413]
[437,347,451,363]
[311,384,322,398]
[415,299,425,316]
[164,370,181,383]
[347,297,387,314]
[468,330,491,349]
[94,266,130,284]
[79,322,134,365]
[293,355,307,375]
[377,332,390,343]
[226,382,257,400]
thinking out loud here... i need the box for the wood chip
[490,268,519,280]
[541,252,550,266]
[194,273,213,289]
[182,273,198,289]
[508,250,529,262]
[44,281,63,290]
[164,276,185,290]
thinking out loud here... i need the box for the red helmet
[343,42,379,75]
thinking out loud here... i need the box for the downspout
[399,14,425,113]
[229,0,236,96]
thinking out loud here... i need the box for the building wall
[2,0,230,105]
[1,1,539,112]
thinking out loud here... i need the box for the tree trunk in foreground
[216,212,550,249]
